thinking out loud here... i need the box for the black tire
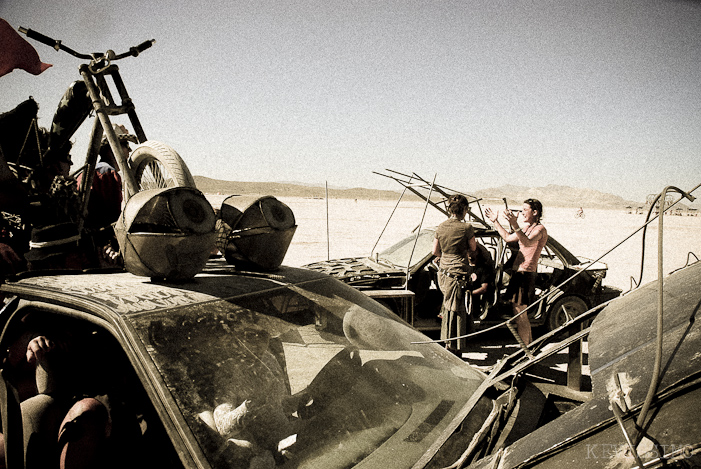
[547,296,588,331]
[130,141,195,191]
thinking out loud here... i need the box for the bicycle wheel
[129,140,195,191]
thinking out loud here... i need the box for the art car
[0,259,561,469]
[464,258,701,469]
[303,172,622,333]
[1,240,698,469]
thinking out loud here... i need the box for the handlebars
[17,26,153,197]
[18,26,155,63]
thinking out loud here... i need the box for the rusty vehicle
[0,180,697,468]
[0,247,698,469]
[464,258,701,469]
[304,172,622,332]
[0,259,557,469]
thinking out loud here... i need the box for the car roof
[0,262,328,319]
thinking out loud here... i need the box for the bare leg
[0,433,5,469]
[58,398,110,469]
[513,303,532,346]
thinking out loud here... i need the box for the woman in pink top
[485,199,547,346]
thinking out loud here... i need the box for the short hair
[447,194,469,216]
[524,198,543,222]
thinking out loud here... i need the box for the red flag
[0,18,52,78]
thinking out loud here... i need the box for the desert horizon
[206,194,701,294]
[196,176,701,211]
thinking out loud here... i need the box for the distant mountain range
[194,176,403,201]
[474,184,642,209]
[194,176,643,209]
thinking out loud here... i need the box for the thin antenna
[325,181,330,260]
[371,177,412,257]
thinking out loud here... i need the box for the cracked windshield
[378,229,435,269]
[130,277,484,468]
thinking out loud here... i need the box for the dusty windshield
[378,229,435,269]
[130,277,484,468]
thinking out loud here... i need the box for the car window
[129,277,485,469]
[0,308,183,469]
[538,244,565,271]
[476,235,501,266]
[378,229,435,269]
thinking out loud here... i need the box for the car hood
[302,257,407,285]
[571,257,608,272]
[469,260,701,468]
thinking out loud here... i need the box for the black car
[0,260,553,469]
[0,258,697,468]
[303,226,622,332]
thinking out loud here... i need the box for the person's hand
[0,243,22,274]
[503,209,517,226]
[99,244,122,268]
[485,208,499,223]
[26,336,56,365]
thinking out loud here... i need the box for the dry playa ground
[207,194,701,294]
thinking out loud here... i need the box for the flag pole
[326,181,330,260]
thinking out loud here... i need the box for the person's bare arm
[485,208,518,243]
[432,238,441,258]
[468,236,477,252]
[471,282,489,296]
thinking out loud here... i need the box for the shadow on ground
[428,327,593,392]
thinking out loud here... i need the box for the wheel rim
[137,159,178,190]
[551,297,587,330]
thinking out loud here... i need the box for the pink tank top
[515,223,548,272]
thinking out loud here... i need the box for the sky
[2,0,700,204]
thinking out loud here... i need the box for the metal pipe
[636,184,700,287]
[325,181,330,260]
[371,177,412,256]
[79,65,139,199]
[611,400,645,468]
[635,186,695,443]
[406,174,436,289]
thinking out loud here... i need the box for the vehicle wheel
[547,296,588,331]
[130,140,195,191]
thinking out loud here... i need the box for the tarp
[0,18,52,78]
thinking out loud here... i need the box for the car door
[0,300,186,469]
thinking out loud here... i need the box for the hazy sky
[2,0,700,203]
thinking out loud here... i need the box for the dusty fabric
[434,218,475,261]
[435,218,476,351]
[505,271,537,306]
[438,270,470,351]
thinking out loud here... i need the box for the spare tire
[130,140,195,191]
